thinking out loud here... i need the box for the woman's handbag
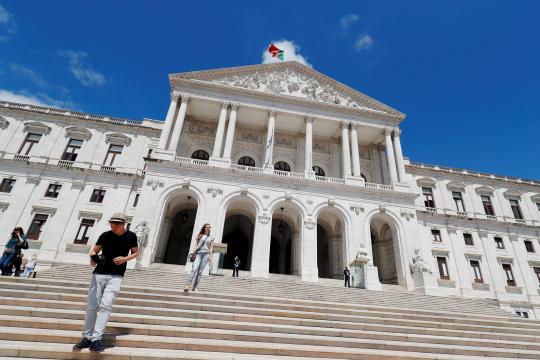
[189,252,197,262]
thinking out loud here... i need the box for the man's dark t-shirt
[93,230,138,277]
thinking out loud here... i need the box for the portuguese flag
[268,43,284,61]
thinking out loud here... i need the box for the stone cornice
[0,100,161,134]
[407,161,540,189]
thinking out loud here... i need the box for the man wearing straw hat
[73,212,138,353]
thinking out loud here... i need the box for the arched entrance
[370,214,400,285]
[316,208,345,279]
[221,196,257,271]
[155,192,199,265]
[269,203,301,275]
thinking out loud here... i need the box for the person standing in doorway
[73,213,138,353]
[232,256,240,277]
[184,223,214,292]
[344,267,351,288]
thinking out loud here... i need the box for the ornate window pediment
[503,189,522,199]
[78,210,102,220]
[65,126,92,140]
[105,133,131,146]
[416,177,437,188]
[23,121,51,135]
[475,185,495,196]
[0,116,9,130]
[446,180,467,192]
[31,205,56,216]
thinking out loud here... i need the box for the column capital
[384,127,393,137]
[180,94,191,104]
[350,122,358,130]
[171,92,180,101]
[220,101,230,109]
[394,128,401,137]
[230,103,240,111]
[341,121,350,129]
[305,115,314,124]
[268,108,277,117]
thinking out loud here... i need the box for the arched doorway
[316,208,345,279]
[155,192,199,265]
[370,214,400,285]
[221,196,257,272]
[269,204,301,275]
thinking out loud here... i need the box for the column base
[152,149,176,162]
[364,265,382,290]
[209,157,231,168]
[411,271,439,295]
[304,170,315,179]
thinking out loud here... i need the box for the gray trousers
[83,274,122,341]
[187,252,210,290]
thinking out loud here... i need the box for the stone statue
[134,220,149,248]
[410,249,432,274]
[352,244,371,264]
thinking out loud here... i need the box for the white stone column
[158,93,179,149]
[304,116,313,174]
[222,103,238,160]
[349,123,361,177]
[392,129,406,182]
[250,214,272,278]
[341,122,351,178]
[263,109,276,169]
[384,128,398,183]
[167,95,190,153]
[301,222,318,282]
[211,101,230,158]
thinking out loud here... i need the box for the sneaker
[73,337,91,350]
[89,340,105,353]
[191,288,198,292]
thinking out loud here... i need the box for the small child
[22,254,37,278]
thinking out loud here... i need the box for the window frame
[452,191,466,212]
[191,150,210,160]
[470,260,484,283]
[103,144,124,166]
[524,240,535,253]
[502,263,516,287]
[494,236,505,249]
[44,184,62,198]
[18,132,42,155]
[27,214,48,240]
[237,156,256,167]
[481,195,495,216]
[0,178,16,193]
[274,161,291,172]
[437,256,450,280]
[533,266,540,284]
[463,233,474,246]
[509,199,523,220]
[89,189,106,203]
[431,229,442,242]
[61,138,83,161]
[74,218,96,245]
[422,187,435,208]
[312,166,325,177]
[133,193,140,208]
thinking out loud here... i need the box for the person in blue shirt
[0,227,26,276]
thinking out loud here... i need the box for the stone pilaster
[222,103,239,160]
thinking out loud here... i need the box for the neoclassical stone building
[1,62,539,317]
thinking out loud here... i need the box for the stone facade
[0,62,539,318]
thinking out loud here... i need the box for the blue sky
[0,1,539,180]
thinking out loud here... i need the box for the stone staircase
[0,264,539,359]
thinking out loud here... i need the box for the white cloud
[59,50,107,86]
[0,5,16,38]
[10,63,49,88]
[261,40,312,67]
[0,89,75,109]
[354,34,373,51]
[340,14,359,30]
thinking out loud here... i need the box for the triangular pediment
[169,62,404,119]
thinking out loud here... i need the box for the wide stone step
[1,281,532,331]
[3,339,523,360]
[2,327,540,359]
[2,314,539,353]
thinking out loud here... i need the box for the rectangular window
[74,218,95,245]
[536,203,540,213]
[133,193,140,208]
[89,189,106,203]
[494,236,505,249]
[534,267,540,284]
[481,195,495,216]
[0,178,15,193]
[524,240,535,253]
[103,144,123,166]
[422,187,435,208]
[463,233,474,246]
[431,229,442,242]
[61,138,83,161]
[27,214,48,240]
[437,257,450,280]
[509,199,523,220]
[502,263,516,286]
[470,260,483,283]
[18,133,42,155]
[44,184,62,198]
[452,191,466,212]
